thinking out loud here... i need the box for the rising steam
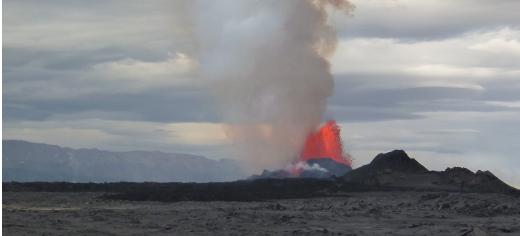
[195,0,353,173]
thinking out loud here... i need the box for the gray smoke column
[195,0,353,173]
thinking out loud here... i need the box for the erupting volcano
[254,120,353,179]
[299,120,352,167]
[200,0,355,173]
[286,120,352,177]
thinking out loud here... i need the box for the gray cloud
[4,86,217,123]
[336,0,520,40]
[3,0,202,123]
[5,0,519,125]
[327,74,520,123]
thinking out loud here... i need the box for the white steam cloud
[286,161,328,173]
[194,0,353,173]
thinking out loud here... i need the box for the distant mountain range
[3,140,245,182]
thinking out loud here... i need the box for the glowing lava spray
[300,120,352,167]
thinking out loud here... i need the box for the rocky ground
[3,191,519,235]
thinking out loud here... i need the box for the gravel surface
[3,191,520,235]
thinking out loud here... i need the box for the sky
[3,0,520,186]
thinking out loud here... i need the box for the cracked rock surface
[4,191,519,235]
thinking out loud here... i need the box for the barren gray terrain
[3,191,519,236]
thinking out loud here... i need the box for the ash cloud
[194,0,353,172]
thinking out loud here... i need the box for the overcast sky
[3,0,520,186]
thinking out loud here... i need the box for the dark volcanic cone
[344,150,517,194]
[366,150,427,173]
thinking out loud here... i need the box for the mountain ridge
[3,140,244,183]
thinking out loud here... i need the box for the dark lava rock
[439,167,516,193]
[306,158,352,177]
[255,169,291,179]
[343,150,518,194]
[251,158,352,179]
[367,150,428,173]
[266,203,287,211]
[343,150,427,184]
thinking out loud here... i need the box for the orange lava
[299,120,352,166]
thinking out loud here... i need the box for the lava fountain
[255,120,353,179]
[299,120,352,167]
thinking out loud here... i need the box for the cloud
[90,52,198,89]
[328,77,520,124]
[2,1,204,123]
[3,0,193,51]
[327,27,520,124]
[4,86,218,123]
[332,27,520,78]
[333,0,520,40]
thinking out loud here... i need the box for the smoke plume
[195,0,353,173]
